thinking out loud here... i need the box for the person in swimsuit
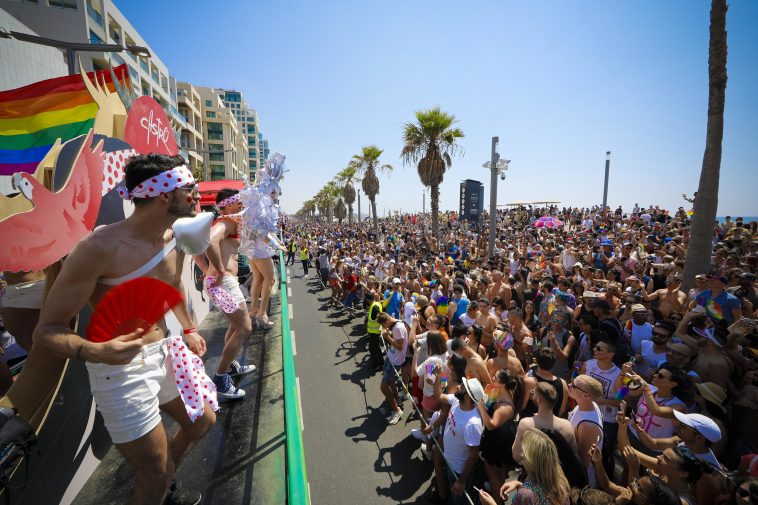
[193,189,256,399]
[34,154,214,505]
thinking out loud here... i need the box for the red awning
[198,179,245,207]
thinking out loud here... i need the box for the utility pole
[488,137,499,259]
[602,151,611,215]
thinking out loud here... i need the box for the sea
[716,216,758,223]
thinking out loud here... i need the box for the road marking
[288,304,294,319]
[296,376,304,431]
[287,268,292,276]
[291,330,297,356]
[308,482,311,504]
[287,286,292,297]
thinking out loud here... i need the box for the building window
[206,111,216,118]
[209,153,225,162]
[86,2,103,26]
[210,165,225,181]
[205,100,213,107]
[89,30,104,45]
[49,0,77,8]
[207,123,223,141]
[250,160,257,169]
[208,143,224,151]
[140,57,149,73]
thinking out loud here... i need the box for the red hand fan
[87,277,185,343]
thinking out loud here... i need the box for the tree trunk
[370,197,378,230]
[683,0,728,291]
[430,184,440,239]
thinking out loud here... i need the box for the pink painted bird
[0,130,105,272]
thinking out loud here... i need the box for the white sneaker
[420,442,433,460]
[387,409,403,425]
[411,428,429,442]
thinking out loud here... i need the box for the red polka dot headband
[217,193,241,208]
[118,164,195,200]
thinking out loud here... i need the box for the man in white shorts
[34,154,214,505]
[193,188,256,400]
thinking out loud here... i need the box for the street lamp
[482,137,510,259]
[0,28,151,75]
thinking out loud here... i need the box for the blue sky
[120,0,758,216]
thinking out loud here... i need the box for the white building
[0,0,186,130]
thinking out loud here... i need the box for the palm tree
[683,0,728,290]
[401,106,464,239]
[334,198,347,224]
[352,146,393,229]
[336,165,360,225]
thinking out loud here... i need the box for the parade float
[0,64,210,504]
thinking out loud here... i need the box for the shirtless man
[193,189,255,399]
[449,324,491,386]
[487,270,511,308]
[506,307,533,368]
[512,382,577,464]
[641,274,687,319]
[486,329,525,379]
[34,154,213,505]
[475,297,499,349]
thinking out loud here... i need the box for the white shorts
[1,279,46,309]
[85,338,180,444]
[219,275,246,305]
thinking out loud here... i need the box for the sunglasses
[176,183,200,196]
[569,383,589,395]
[593,345,610,353]
[653,371,671,380]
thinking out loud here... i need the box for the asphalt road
[288,265,434,505]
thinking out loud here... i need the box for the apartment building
[218,89,261,179]
[176,82,204,176]
[194,86,247,181]
[0,0,186,131]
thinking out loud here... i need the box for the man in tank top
[568,374,605,487]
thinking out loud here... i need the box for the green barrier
[278,249,310,504]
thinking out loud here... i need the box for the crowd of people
[285,206,758,505]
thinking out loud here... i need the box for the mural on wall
[0,64,210,505]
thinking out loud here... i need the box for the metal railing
[278,247,310,505]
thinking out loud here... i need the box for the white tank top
[584,360,622,423]
[569,403,604,487]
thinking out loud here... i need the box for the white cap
[392,277,401,284]
[673,411,721,442]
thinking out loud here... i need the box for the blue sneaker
[213,373,245,399]
[228,360,256,377]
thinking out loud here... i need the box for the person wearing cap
[730,272,758,308]
[623,304,653,355]
[383,277,404,318]
[681,323,733,387]
[641,274,687,320]
[691,273,742,325]
[592,240,616,275]
[592,299,633,366]
[431,371,484,504]
[665,341,696,369]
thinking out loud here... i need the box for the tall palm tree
[352,146,393,229]
[401,106,464,239]
[683,0,728,290]
[336,165,360,225]
[334,198,347,224]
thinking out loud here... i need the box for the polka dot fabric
[101,148,137,195]
[205,276,240,314]
[117,164,194,200]
[168,335,218,422]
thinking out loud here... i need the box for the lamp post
[0,28,151,75]
[482,137,510,259]
[357,189,361,223]
[602,151,611,215]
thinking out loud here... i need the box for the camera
[500,172,506,181]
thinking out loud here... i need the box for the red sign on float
[124,96,178,156]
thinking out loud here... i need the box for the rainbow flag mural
[0,65,129,176]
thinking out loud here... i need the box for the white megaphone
[173,212,214,255]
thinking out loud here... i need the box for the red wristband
[183,327,197,335]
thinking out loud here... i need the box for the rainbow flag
[0,65,129,176]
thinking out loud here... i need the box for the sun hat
[462,377,488,403]
[695,382,727,413]
[672,411,722,442]
[631,304,647,313]
[403,302,416,326]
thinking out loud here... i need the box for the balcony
[140,58,149,73]
[89,31,104,45]
[87,4,104,28]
